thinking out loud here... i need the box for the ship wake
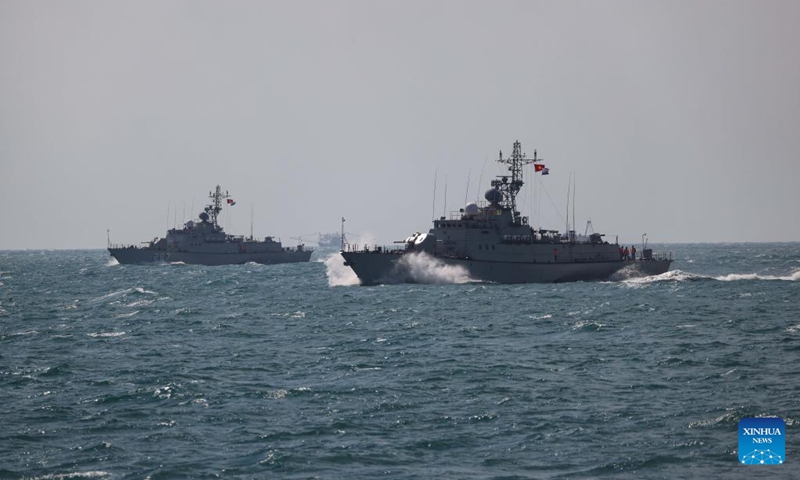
[714,270,800,282]
[619,268,800,285]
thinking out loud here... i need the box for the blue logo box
[739,417,785,465]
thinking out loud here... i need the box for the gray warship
[341,141,671,284]
[317,232,342,248]
[108,186,312,266]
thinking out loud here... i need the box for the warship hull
[109,248,312,266]
[341,251,671,284]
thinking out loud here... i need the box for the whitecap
[91,289,132,302]
[267,389,288,399]
[60,301,79,310]
[33,471,111,479]
[353,366,382,372]
[572,320,605,330]
[12,330,39,336]
[124,299,153,307]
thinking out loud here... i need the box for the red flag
[535,164,546,172]
[227,198,236,206]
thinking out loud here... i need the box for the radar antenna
[492,141,542,223]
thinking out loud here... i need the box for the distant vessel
[341,141,672,284]
[317,232,341,248]
[108,186,312,266]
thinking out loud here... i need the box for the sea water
[1,243,798,479]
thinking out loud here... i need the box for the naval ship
[108,186,312,266]
[317,232,342,248]
[341,141,671,284]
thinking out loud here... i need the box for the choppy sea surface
[1,243,799,479]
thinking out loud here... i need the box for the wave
[90,288,132,302]
[787,324,800,333]
[28,471,111,480]
[87,332,126,338]
[621,269,705,285]
[124,299,153,307]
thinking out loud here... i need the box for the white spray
[397,252,475,284]
[324,253,361,287]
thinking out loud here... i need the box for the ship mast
[204,185,230,229]
[340,217,348,250]
[492,141,541,224]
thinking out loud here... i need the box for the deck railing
[108,243,141,249]
[342,244,405,254]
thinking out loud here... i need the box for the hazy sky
[2,0,798,249]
